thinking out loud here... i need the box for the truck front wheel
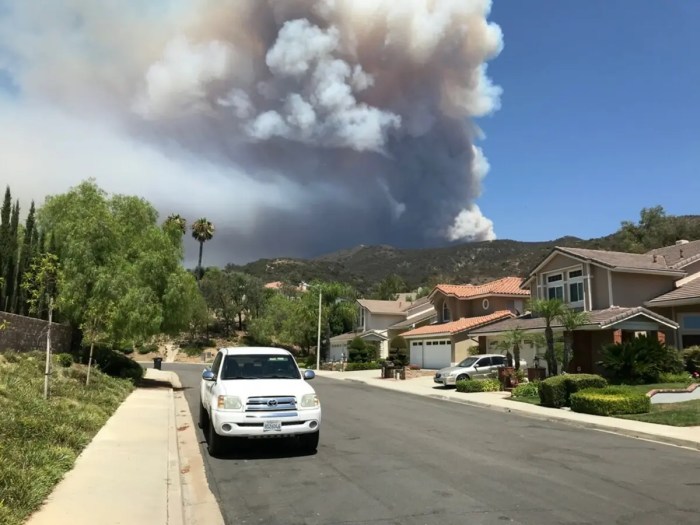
[298,431,319,454]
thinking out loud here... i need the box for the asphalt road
[166,363,699,525]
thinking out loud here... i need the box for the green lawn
[618,399,700,427]
[510,396,541,406]
[620,383,692,395]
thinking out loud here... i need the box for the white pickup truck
[199,347,321,456]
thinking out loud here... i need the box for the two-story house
[328,295,437,362]
[401,277,530,369]
[471,240,700,374]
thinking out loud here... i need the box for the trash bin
[382,361,395,379]
[153,357,163,370]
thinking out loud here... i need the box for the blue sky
[478,0,700,241]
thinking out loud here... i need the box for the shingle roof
[469,307,678,335]
[329,332,360,343]
[646,274,700,306]
[402,311,514,338]
[432,277,529,300]
[556,247,682,273]
[388,310,438,329]
[647,240,700,268]
[357,296,429,315]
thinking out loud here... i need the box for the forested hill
[226,209,700,294]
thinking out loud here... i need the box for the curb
[322,375,700,452]
[154,371,225,525]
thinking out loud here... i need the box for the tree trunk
[545,325,558,376]
[514,343,520,370]
[86,340,95,386]
[196,241,204,284]
[44,298,53,400]
[238,311,243,331]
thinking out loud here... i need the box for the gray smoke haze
[0,0,503,266]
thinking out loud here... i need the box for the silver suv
[434,354,523,387]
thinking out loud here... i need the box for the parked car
[199,347,321,456]
[434,354,526,387]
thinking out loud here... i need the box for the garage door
[424,340,451,369]
[409,340,452,369]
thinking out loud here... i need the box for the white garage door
[330,343,347,362]
[409,340,452,369]
[424,340,452,369]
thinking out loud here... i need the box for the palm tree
[529,298,565,376]
[164,213,187,235]
[191,218,215,284]
[497,327,526,370]
[556,307,590,373]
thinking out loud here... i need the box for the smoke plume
[0,0,503,264]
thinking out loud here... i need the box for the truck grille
[246,396,297,412]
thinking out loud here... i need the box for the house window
[547,273,564,301]
[681,314,700,348]
[567,269,584,307]
[442,302,451,322]
[482,299,490,310]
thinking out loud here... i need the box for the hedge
[570,387,651,416]
[511,381,539,398]
[456,378,501,393]
[345,361,383,371]
[538,374,608,408]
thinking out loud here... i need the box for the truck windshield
[221,355,301,380]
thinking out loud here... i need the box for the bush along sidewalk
[0,352,134,525]
[456,378,501,393]
[538,374,608,408]
[570,386,651,416]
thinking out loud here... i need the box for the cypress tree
[0,186,12,308]
[15,201,36,315]
[3,200,20,311]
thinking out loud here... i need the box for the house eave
[646,298,700,308]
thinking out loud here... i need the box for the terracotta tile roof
[402,310,514,338]
[470,307,678,335]
[646,273,700,306]
[647,240,700,268]
[432,277,529,300]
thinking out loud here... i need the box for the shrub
[599,335,684,384]
[570,387,651,416]
[658,372,692,384]
[91,348,144,383]
[682,346,700,374]
[388,336,409,366]
[511,381,539,398]
[345,361,382,371]
[181,346,202,357]
[538,374,608,408]
[55,354,73,368]
[456,378,501,393]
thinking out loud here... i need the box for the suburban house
[470,240,700,374]
[401,277,530,369]
[329,295,437,362]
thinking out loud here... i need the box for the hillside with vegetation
[227,207,700,293]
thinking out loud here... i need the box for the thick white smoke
[0,0,503,263]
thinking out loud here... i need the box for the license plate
[263,420,282,432]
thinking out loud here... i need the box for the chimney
[676,240,689,245]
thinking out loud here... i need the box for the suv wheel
[299,431,319,454]
[207,419,225,457]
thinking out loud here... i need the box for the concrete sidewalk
[315,369,700,451]
[26,369,222,525]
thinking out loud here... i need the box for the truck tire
[207,419,225,457]
[198,401,208,429]
[299,431,319,454]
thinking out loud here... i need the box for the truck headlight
[300,394,319,409]
[217,395,242,410]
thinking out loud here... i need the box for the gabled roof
[647,240,700,269]
[402,310,514,338]
[388,310,438,330]
[646,272,700,307]
[523,246,686,286]
[469,306,678,335]
[430,277,529,301]
[357,295,429,315]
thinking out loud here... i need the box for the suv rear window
[221,354,300,380]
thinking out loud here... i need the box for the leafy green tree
[37,180,196,349]
[200,268,238,335]
[191,218,215,284]
[619,206,679,252]
[529,298,565,375]
[21,252,61,399]
[556,308,590,373]
[370,274,407,300]
[15,201,36,315]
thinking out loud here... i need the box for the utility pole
[316,291,322,370]
[44,296,53,400]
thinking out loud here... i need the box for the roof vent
[676,240,689,245]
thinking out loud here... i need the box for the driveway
[167,362,697,525]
